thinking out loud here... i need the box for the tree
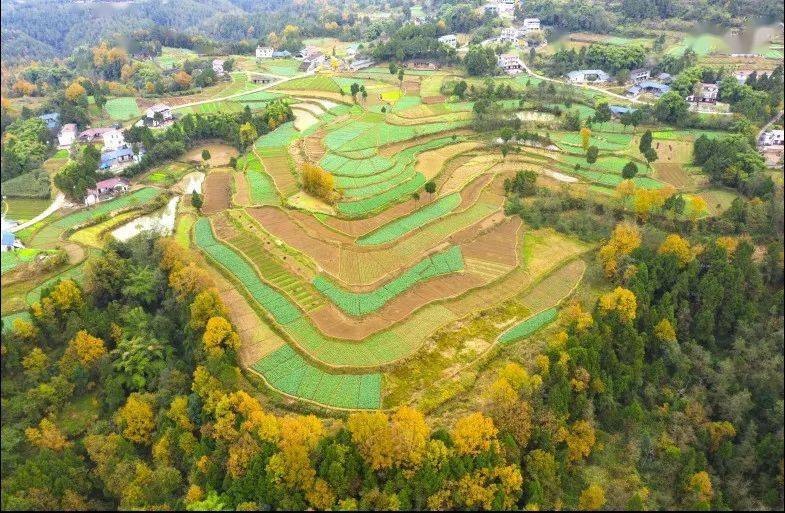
[191,192,203,211]
[25,418,71,451]
[594,102,612,122]
[504,170,537,197]
[598,287,637,322]
[598,222,641,277]
[464,45,497,76]
[201,149,211,164]
[578,484,606,510]
[239,122,258,151]
[639,129,653,154]
[173,70,192,89]
[643,147,658,167]
[116,393,156,444]
[658,234,693,266]
[397,68,404,87]
[452,412,498,456]
[622,161,638,179]
[580,126,591,151]
[202,316,240,357]
[653,91,689,123]
[65,82,87,103]
[389,62,397,75]
[586,145,599,164]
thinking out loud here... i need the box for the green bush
[1,169,51,198]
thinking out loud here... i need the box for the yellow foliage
[66,330,107,367]
[705,421,736,451]
[658,234,693,267]
[169,262,213,300]
[615,179,636,201]
[598,222,641,277]
[548,331,568,351]
[173,70,192,88]
[152,432,171,465]
[48,279,84,313]
[565,420,596,462]
[22,347,49,378]
[306,478,336,510]
[715,236,739,255]
[562,301,593,331]
[580,126,591,151]
[301,162,336,203]
[190,289,228,331]
[689,195,707,220]
[599,287,638,322]
[12,79,37,96]
[202,316,240,357]
[578,484,606,510]
[185,484,204,504]
[25,418,70,451]
[157,237,189,273]
[116,393,156,445]
[687,471,713,503]
[654,318,677,343]
[167,395,195,431]
[390,406,429,468]
[227,432,261,478]
[535,354,550,375]
[348,410,393,470]
[489,377,518,408]
[12,319,40,341]
[452,412,498,456]
[65,82,87,102]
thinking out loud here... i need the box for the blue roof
[639,81,670,93]
[100,147,134,167]
[609,105,636,115]
[272,50,291,57]
[39,112,60,129]
[627,85,642,95]
[1,231,16,246]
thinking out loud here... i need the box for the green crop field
[3,198,50,222]
[313,246,464,316]
[104,97,141,120]
[252,344,381,409]
[498,307,559,344]
[357,193,462,245]
[277,75,342,93]
[1,248,48,275]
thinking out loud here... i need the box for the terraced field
[184,74,639,410]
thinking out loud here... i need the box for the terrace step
[463,257,511,280]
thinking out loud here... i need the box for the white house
[498,53,524,75]
[255,46,274,59]
[57,123,78,148]
[349,58,375,72]
[438,34,458,49]
[522,18,540,32]
[84,177,130,206]
[500,27,520,44]
[484,1,514,18]
[146,104,173,125]
[760,129,784,147]
[346,44,359,58]
[686,83,719,103]
[212,59,226,76]
[102,129,126,152]
[566,69,610,83]
[629,67,652,83]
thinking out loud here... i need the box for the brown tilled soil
[255,151,299,197]
[653,163,695,189]
[403,80,420,95]
[422,95,446,105]
[296,218,523,339]
[234,172,250,206]
[202,172,232,214]
[183,142,238,166]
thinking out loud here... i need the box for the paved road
[171,70,308,110]
[9,192,65,233]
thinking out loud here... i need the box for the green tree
[622,161,638,179]
[586,145,599,164]
[191,191,203,211]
